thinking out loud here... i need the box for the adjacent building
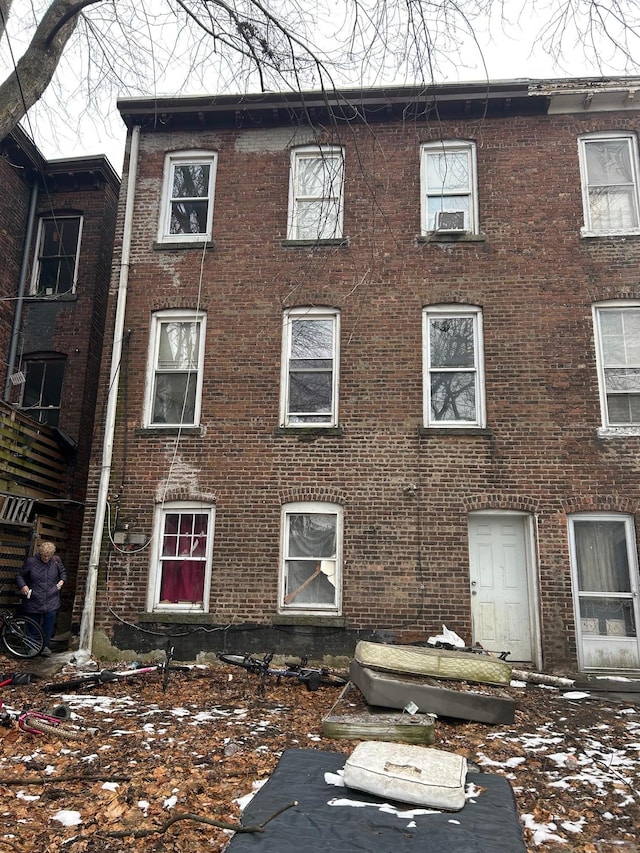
[0,127,119,631]
[76,78,640,673]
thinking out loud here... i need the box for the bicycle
[425,640,511,661]
[44,645,189,694]
[217,652,348,696]
[0,596,45,658]
[0,700,87,741]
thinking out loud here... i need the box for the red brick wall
[79,107,640,669]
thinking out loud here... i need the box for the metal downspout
[4,183,38,400]
[78,125,141,656]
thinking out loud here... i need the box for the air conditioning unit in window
[435,211,466,233]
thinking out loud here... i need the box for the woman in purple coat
[16,541,66,656]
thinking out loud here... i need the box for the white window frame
[158,151,217,243]
[420,141,478,235]
[593,301,640,430]
[143,309,206,428]
[280,307,340,428]
[578,133,640,236]
[422,305,486,428]
[147,501,215,613]
[30,214,83,296]
[279,501,343,615]
[287,146,345,241]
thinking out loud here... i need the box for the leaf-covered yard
[1,655,639,852]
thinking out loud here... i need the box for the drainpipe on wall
[78,125,141,657]
[4,183,38,400]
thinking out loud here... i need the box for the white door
[569,514,640,671]
[468,513,534,662]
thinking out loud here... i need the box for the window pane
[589,187,638,231]
[430,317,474,368]
[159,510,208,605]
[289,372,332,415]
[158,322,200,370]
[172,164,210,198]
[585,141,633,185]
[427,197,470,230]
[607,393,640,424]
[153,373,197,424]
[296,200,339,239]
[297,156,341,197]
[170,201,209,235]
[573,520,630,592]
[579,597,636,638]
[291,319,333,360]
[427,151,469,192]
[430,372,476,421]
[605,368,640,391]
[284,512,337,606]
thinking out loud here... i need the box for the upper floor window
[423,305,485,427]
[148,502,215,612]
[420,141,478,234]
[280,307,340,427]
[158,152,217,242]
[287,146,344,240]
[31,215,82,295]
[593,302,640,427]
[20,356,65,426]
[579,134,640,235]
[280,501,342,614]
[144,310,206,427]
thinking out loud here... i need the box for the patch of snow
[521,814,567,845]
[102,782,120,791]
[51,810,82,827]
[561,691,590,700]
[16,791,39,802]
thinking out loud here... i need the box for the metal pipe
[78,125,140,655]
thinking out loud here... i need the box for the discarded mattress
[343,741,467,810]
[350,660,516,725]
[224,748,527,853]
[355,640,513,686]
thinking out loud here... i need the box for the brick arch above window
[279,487,349,506]
[462,494,540,514]
[156,489,217,505]
[151,297,210,313]
[561,495,639,515]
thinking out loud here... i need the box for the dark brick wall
[78,105,640,669]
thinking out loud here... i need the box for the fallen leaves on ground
[0,658,638,853]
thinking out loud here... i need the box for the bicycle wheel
[1,616,44,658]
[217,653,260,672]
[21,715,87,741]
[318,672,349,688]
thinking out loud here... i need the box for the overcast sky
[6,1,635,175]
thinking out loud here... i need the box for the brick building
[0,127,119,628]
[77,77,640,673]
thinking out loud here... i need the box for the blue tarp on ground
[226,749,527,853]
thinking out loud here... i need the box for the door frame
[468,510,542,670]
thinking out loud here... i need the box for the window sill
[281,238,349,248]
[272,614,347,627]
[273,426,344,439]
[135,425,205,437]
[419,426,493,437]
[417,232,487,244]
[27,293,77,301]
[138,611,215,624]
[580,228,640,239]
[597,426,640,438]
[152,240,216,251]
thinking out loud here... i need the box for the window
[287,146,344,240]
[568,514,638,645]
[20,357,65,425]
[149,503,215,612]
[280,502,342,614]
[159,152,217,242]
[31,215,82,295]
[145,310,206,427]
[579,134,640,235]
[420,141,478,234]
[594,303,640,427]
[280,308,340,427]
[423,306,485,427]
